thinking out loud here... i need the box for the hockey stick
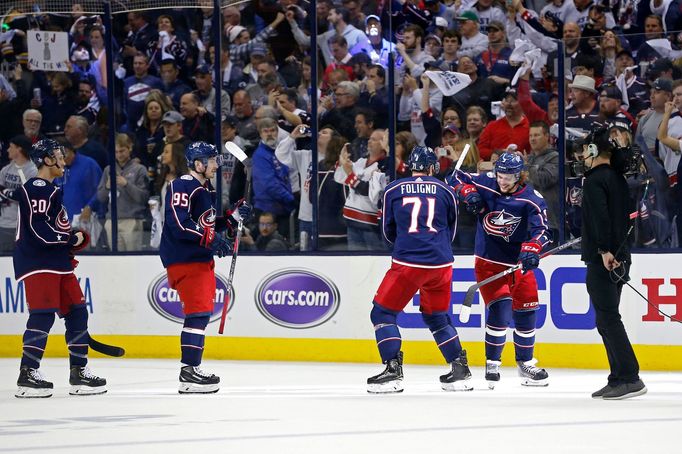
[451,143,470,177]
[459,237,582,323]
[16,169,126,356]
[218,142,251,334]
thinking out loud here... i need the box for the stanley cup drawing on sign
[28,31,69,72]
[43,32,51,60]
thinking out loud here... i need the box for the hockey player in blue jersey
[160,141,251,394]
[450,151,552,388]
[14,139,106,398]
[368,146,472,393]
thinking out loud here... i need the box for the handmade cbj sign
[28,31,69,72]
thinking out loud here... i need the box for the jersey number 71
[402,197,437,233]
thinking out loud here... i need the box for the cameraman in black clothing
[580,127,647,400]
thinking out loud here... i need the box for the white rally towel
[645,38,682,59]
[424,71,472,96]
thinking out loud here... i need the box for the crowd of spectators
[0,0,681,253]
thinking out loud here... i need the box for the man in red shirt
[477,90,530,160]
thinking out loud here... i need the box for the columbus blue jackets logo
[483,210,522,242]
[568,187,582,206]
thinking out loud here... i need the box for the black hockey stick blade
[89,337,125,357]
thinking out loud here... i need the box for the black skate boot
[16,367,53,398]
[440,350,473,391]
[367,351,403,394]
[485,360,501,390]
[179,365,220,394]
[517,359,549,387]
[69,366,107,395]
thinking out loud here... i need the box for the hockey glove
[200,228,232,257]
[68,229,90,252]
[454,184,484,214]
[231,198,252,223]
[210,235,233,258]
[518,241,542,273]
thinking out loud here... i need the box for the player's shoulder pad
[180,175,193,181]
[32,179,46,187]
[533,189,544,199]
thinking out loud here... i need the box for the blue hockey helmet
[407,145,440,174]
[31,139,64,168]
[185,141,223,170]
[494,151,524,176]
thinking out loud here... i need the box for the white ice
[1,358,681,453]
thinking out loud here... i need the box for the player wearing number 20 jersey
[367,146,472,394]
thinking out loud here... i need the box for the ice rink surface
[1,358,681,454]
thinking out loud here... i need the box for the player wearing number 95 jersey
[14,139,106,398]
[160,141,251,394]
[367,146,473,394]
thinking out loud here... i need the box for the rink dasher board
[0,254,680,370]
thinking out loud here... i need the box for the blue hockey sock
[64,306,90,368]
[422,312,462,363]
[181,315,209,367]
[370,303,401,363]
[21,313,55,369]
[513,310,537,362]
[485,298,512,361]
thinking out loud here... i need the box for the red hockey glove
[454,184,484,214]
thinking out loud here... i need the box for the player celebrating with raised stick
[160,142,251,394]
[449,151,552,389]
[14,139,106,398]
[368,146,472,394]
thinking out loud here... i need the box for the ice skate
[440,350,473,391]
[517,359,549,387]
[16,367,53,398]
[485,360,501,389]
[179,365,220,394]
[367,351,403,394]
[69,366,107,395]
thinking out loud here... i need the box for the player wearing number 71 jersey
[367,146,472,394]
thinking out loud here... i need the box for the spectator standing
[478,90,530,160]
[22,109,44,144]
[456,11,488,58]
[319,81,360,142]
[54,139,102,225]
[38,72,78,138]
[96,134,149,251]
[159,59,191,110]
[64,116,107,170]
[123,53,163,132]
[334,130,387,250]
[395,25,435,80]
[0,135,37,252]
[318,7,369,67]
[193,64,231,121]
[179,93,214,143]
[525,122,560,242]
[637,78,672,153]
[252,118,295,239]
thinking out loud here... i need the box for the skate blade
[367,380,403,394]
[69,385,108,396]
[178,382,220,394]
[520,378,549,387]
[16,386,53,398]
[486,380,499,390]
[441,379,473,392]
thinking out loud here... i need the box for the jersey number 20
[402,197,437,233]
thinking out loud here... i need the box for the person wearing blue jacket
[252,118,295,240]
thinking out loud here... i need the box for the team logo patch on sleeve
[483,210,522,242]
[181,175,193,180]
[33,180,46,186]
